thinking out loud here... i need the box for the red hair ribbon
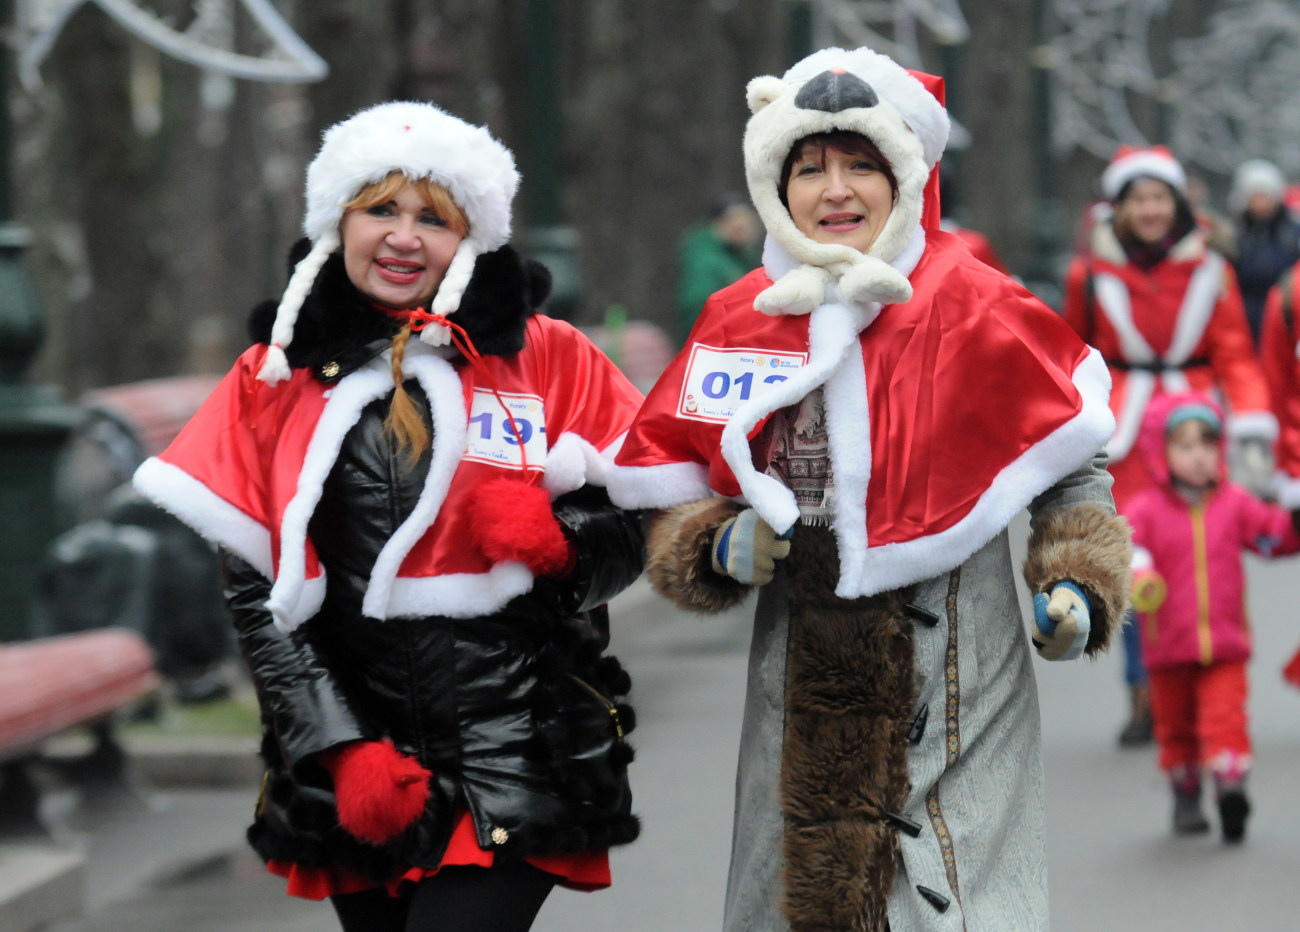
[407,308,532,474]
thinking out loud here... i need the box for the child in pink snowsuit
[1126,391,1300,842]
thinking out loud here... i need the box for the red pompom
[322,740,431,845]
[471,477,576,577]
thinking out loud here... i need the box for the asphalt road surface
[45,526,1300,931]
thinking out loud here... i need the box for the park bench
[0,375,220,835]
[0,627,158,833]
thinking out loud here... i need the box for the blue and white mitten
[1032,581,1091,661]
[711,509,791,586]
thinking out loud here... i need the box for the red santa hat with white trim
[258,101,520,385]
[1100,145,1187,201]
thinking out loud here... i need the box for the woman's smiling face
[785,141,896,254]
[1119,177,1178,246]
[340,181,465,309]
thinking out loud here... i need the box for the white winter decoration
[1048,0,1169,159]
[1049,0,1300,177]
[1168,3,1300,176]
[811,0,971,63]
[17,0,327,89]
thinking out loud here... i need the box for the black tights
[330,863,556,932]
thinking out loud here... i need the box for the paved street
[40,522,1300,930]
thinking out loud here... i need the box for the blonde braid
[383,324,430,468]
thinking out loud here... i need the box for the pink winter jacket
[1126,393,1300,669]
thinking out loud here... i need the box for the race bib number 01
[463,388,547,471]
[677,344,807,423]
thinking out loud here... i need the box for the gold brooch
[490,827,509,845]
[321,361,341,378]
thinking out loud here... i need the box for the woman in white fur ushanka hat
[133,101,649,932]
[611,47,1131,931]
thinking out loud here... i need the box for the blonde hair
[344,172,470,467]
[344,171,471,235]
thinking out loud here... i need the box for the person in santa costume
[608,47,1131,932]
[132,101,645,932]
[1060,145,1276,748]
[1257,264,1300,692]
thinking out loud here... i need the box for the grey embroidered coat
[637,454,1128,932]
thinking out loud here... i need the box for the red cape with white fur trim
[134,314,642,631]
[609,230,1115,598]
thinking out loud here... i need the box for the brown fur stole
[1022,502,1132,656]
[781,523,915,932]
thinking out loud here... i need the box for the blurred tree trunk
[552,0,790,331]
[27,3,304,392]
[297,0,404,130]
[951,0,1042,277]
[39,6,168,392]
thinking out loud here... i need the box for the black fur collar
[247,239,551,381]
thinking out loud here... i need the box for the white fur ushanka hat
[742,47,950,315]
[258,101,520,384]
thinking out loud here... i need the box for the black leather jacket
[224,246,644,881]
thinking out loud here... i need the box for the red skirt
[267,809,611,900]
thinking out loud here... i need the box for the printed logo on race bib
[463,389,547,471]
[677,344,807,423]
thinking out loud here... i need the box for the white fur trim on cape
[541,430,625,497]
[830,348,1115,599]
[606,460,713,510]
[720,231,924,530]
[359,354,469,622]
[608,232,923,516]
[1227,409,1279,442]
[133,457,274,579]
[384,563,535,620]
[264,363,394,629]
[1275,473,1300,510]
[1093,251,1224,462]
[720,300,874,533]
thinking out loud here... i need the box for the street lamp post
[516,0,582,321]
[0,0,85,641]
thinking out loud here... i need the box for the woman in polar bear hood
[610,47,1132,932]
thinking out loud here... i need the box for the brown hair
[343,171,470,467]
[1110,177,1196,248]
[1166,418,1220,446]
[778,131,897,209]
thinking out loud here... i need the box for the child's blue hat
[1166,402,1222,437]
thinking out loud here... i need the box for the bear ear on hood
[746,76,787,114]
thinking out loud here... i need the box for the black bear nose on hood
[794,69,879,113]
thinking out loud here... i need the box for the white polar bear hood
[743,47,950,316]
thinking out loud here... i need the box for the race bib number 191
[463,388,547,471]
[677,344,807,423]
